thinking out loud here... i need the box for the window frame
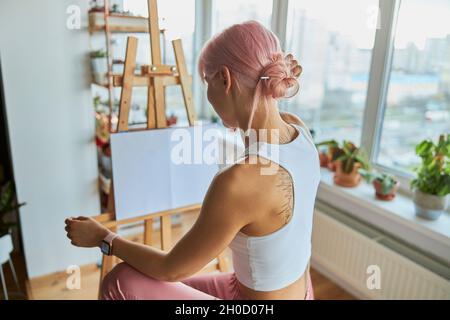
[193,0,214,119]
[360,0,417,194]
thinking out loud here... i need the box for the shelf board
[89,25,149,33]
[91,80,109,88]
[88,12,164,34]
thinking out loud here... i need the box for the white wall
[0,0,101,278]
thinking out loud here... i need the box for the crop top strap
[292,121,315,146]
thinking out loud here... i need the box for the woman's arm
[65,164,262,282]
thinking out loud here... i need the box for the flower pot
[373,180,399,201]
[0,233,13,264]
[319,152,329,168]
[326,148,338,171]
[90,57,108,85]
[327,158,338,171]
[333,161,361,187]
[413,189,448,220]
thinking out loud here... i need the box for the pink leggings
[101,263,314,300]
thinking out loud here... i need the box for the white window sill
[316,168,450,264]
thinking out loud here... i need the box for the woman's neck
[238,101,296,147]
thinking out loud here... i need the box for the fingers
[65,217,74,224]
[65,218,74,242]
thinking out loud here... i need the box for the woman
[65,20,320,300]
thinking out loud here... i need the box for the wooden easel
[93,0,228,297]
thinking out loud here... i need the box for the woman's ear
[220,66,232,94]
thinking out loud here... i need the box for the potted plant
[315,140,342,170]
[318,147,329,168]
[333,141,368,188]
[0,181,25,261]
[88,0,104,13]
[410,134,450,220]
[90,49,108,85]
[210,114,220,124]
[359,169,400,201]
[166,113,178,126]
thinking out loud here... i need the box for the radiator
[311,204,450,300]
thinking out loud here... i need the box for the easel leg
[147,80,156,128]
[117,36,138,132]
[153,77,167,128]
[160,215,172,251]
[173,39,196,125]
[144,218,153,245]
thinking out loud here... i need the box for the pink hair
[198,20,299,131]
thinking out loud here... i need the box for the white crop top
[228,123,321,291]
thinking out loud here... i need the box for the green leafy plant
[93,95,101,110]
[0,181,26,237]
[336,141,369,173]
[315,139,343,160]
[359,169,398,195]
[210,114,220,124]
[316,140,339,148]
[410,134,450,196]
[111,4,119,13]
[90,49,107,58]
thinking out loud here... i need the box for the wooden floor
[6,211,355,300]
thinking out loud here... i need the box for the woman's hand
[65,216,110,248]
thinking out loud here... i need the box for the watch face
[100,240,110,255]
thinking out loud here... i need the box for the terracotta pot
[373,180,399,201]
[103,144,112,157]
[327,159,337,171]
[319,152,329,168]
[327,148,338,171]
[333,160,361,187]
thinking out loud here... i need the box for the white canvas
[110,124,227,220]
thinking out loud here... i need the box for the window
[282,0,378,144]
[376,0,450,173]
[120,0,449,178]
[212,0,273,32]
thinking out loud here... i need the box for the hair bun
[259,52,299,99]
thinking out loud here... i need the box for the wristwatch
[100,232,119,256]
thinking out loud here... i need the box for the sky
[394,0,450,49]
